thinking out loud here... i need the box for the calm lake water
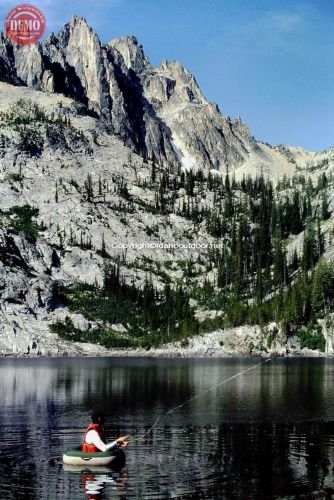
[1,357,334,499]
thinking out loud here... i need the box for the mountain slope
[0,19,334,356]
[0,16,304,178]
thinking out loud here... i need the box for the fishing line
[129,358,272,443]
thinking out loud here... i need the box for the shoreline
[1,324,331,359]
[0,347,327,359]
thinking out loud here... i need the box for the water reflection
[63,465,128,499]
[1,358,334,498]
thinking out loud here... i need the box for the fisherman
[82,410,128,452]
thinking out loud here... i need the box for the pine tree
[225,168,230,193]
[255,265,263,305]
[306,177,314,196]
[273,236,286,289]
[84,174,94,202]
[311,258,334,313]
[302,219,318,271]
[232,220,244,297]
[101,233,108,258]
[317,217,325,257]
[55,181,59,203]
[290,190,303,234]
[151,162,156,183]
[290,249,299,272]
[321,191,330,220]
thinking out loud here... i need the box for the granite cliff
[1,16,299,177]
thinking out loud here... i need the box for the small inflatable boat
[63,446,125,466]
[63,464,114,474]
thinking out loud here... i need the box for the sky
[1,0,333,151]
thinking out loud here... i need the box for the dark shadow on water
[208,421,334,499]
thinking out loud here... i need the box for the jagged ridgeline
[0,17,334,354]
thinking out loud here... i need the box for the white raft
[63,446,125,466]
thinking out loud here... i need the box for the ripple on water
[2,358,334,498]
[2,424,334,498]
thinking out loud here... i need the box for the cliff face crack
[0,235,30,271]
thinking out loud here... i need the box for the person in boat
[82,410,128,453]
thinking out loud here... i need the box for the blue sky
[1,0,333,151]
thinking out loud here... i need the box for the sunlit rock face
[0,16,273,173]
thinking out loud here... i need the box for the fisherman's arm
[85,430,118,451]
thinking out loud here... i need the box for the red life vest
[82,423,106,453]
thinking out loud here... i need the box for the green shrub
[5,173,24,183]
[18,128,43,157]
[7,204,40,241]
[50,317,140,348]
[297,323,326,352]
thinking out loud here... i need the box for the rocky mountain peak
[62,15,92,32]
[152,59,205,106]
[57,15,100,48]
[0,17,299,174]
[53,16,106,111]
[159,59,197,84]
[109,35,150,73]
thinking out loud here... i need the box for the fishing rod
[129,357,272,443]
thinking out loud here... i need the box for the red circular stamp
[5,4,46,45]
